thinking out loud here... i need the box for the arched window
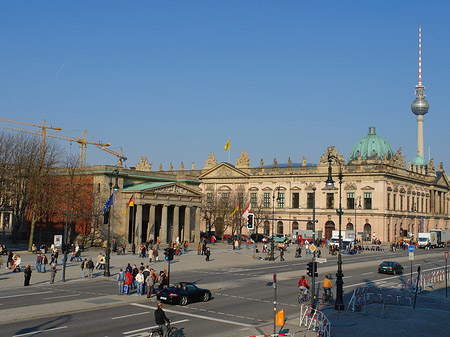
[364,223,371,241]
[277,221,284,234]
[264,221,270,236]
[346,223,354,231]
[292,221,299,231]
[307,221,313,230]
[324,221,335,239]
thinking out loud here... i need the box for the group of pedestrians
[80,258,95,278]
[117,263,168,297]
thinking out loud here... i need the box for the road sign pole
[411,259,413,288]
[273,273,277,334]
[445,252,449,299]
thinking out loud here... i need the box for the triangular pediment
[151,183,201,196]
[434,172,450,189]
[200,162,249,179]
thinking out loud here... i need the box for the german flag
[123,195,134,215]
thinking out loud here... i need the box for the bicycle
[298,288,311,304]
[149,323,180,337]
[321,289,333,303]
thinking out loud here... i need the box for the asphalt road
[0,248,448,337]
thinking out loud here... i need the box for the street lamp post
[355,196,361,248]
[105,169,119,277]
[325,154,345,311]
[270,187,281,261]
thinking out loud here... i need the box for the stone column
[148,205,155,241]
[172,206,179,243]
[160,205,168,244]
[195,207,201,244]
[184,207,191,242]
[135,204,143,245]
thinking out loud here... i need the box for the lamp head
[325,177,334,190]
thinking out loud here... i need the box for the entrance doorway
[325,221,335,239]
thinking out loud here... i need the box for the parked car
[157,282,211,306]
[250,233,266,242]
[378,261,404,274]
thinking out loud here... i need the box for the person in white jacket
[135,270,145,296]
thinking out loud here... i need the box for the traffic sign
[309,244,316,253]
[408,245,415,253]
[315,258,327,263]
[445,252,449,262]
[409,252,414,261]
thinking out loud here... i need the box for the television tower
[411,25,429,164]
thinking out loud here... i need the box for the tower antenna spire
[418,25,422,85]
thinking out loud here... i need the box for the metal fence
[299,304,331,337]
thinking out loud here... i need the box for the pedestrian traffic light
[313,261,318,277]
[103,210,109,224]
[247,213,255,229]
[307,262,313,277]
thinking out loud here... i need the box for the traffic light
[307,262,313,277]
[313,261,318,277]
[247,213,255,229]
[103,210,110,224]
[164,248,175,261]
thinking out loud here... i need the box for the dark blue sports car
[156,282,211,306]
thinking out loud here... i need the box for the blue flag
[103,194,114,212]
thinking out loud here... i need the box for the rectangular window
[387,193,391,210]
[307,193,314,209]
[364,192,372,209]
[264,192,271,208]
[277,192,285,208]
[250,192,257,206]
[407,196,410,212]
[400,195,404,211]
[238,193,244,207]
[292,193,300,208]
[326,193,334,209]
[393,194,397,211]
[347,192,355,209]
[207,193,213,208]
[221,193,229,207]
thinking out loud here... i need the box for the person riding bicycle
[298,275,310,295]
[323,275,333,298]
[155,302,171,335]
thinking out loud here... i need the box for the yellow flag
[230,203,239,217]
[224,138,230,152]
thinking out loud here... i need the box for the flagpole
[132,194,136,252]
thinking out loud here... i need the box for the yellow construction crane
[95,144,127,167]
[0,118,61,163]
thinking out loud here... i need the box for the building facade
[196,129,450,244]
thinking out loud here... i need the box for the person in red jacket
[298,275,310,296]
[125,270,132,295]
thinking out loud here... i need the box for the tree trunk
[28,213,36,252]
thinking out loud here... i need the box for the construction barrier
[299,304,331,337]
[246,334,293,337]
[405,268,450,293]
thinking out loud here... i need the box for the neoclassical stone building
[196,127,450,243]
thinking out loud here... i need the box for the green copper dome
[348,127,394,162]
[411,155,426,166]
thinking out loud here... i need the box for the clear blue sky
[1,1,449,170]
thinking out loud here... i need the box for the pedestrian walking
[80,258,87,278]
[197,242,201,255]
[87,258,94,278]
[280,248,285,261]
[50,263,57,284]
[42,254,48,273]
[146,269,157,298]
[36,253,42,273]
[205,247,211,261]
[153,248,159,262]
[117,268,125,295]
[0,255,3,269]
[24,264,32,286]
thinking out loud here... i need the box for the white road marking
[13,326,68,336]
[131,303,254,327]
[0,291,53,299]
[122,319,189,335]
[112,311,151,320]
[362,272,373,275]
[43,294,80,300]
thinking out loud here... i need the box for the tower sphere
[411,97,429,116]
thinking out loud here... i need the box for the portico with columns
[122,182,202,246]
